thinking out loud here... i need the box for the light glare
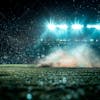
[94,25,100,30]
[57,24,68,30]
[87,25,93,28]
[87,24,100,30]
[47,24,56,30]
[72,24,84,30]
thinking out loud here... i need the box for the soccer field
[0,65,100,85]
[0,65,100,100]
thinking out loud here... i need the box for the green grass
[0,64,36,67]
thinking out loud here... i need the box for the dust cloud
[37,44,100,67]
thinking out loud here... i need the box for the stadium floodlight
[72,24,84,30]
[94,25,100,30]
[87,24,100,30]
[57,24,68,30]
[47,24,56,31]
[87,25,93,28]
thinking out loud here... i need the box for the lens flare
[47,24,56,31]
[87,24,100,30]
[57,24,68,30]
[72,24,84,30]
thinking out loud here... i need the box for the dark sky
[0,0,99,40]
[0,0,100,24]
[0,0,100,64]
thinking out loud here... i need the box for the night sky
[0,0,100,64]
[0,0,100,23]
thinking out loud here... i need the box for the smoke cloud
[37,44,100,67]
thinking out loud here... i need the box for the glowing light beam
[47,24,56,31]
[57,24,68,30]
[87,24,100,30]
[72,24,84,30]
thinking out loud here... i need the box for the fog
[37,44,100,67]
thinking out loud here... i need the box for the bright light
[47,23,100,32]
[87,24,100,30]
[47,24,56,31]
[72,24,84,30]
[90,39,94,42]
[47,24,68,31]
[94,25,100,30]
[57,24,68,30]
[87,25,93,28]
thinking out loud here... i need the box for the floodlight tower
[47,24,56,31]
[72,24,84,30]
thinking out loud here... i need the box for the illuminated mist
[37,44,100,67]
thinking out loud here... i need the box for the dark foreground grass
[0,65,100,100]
